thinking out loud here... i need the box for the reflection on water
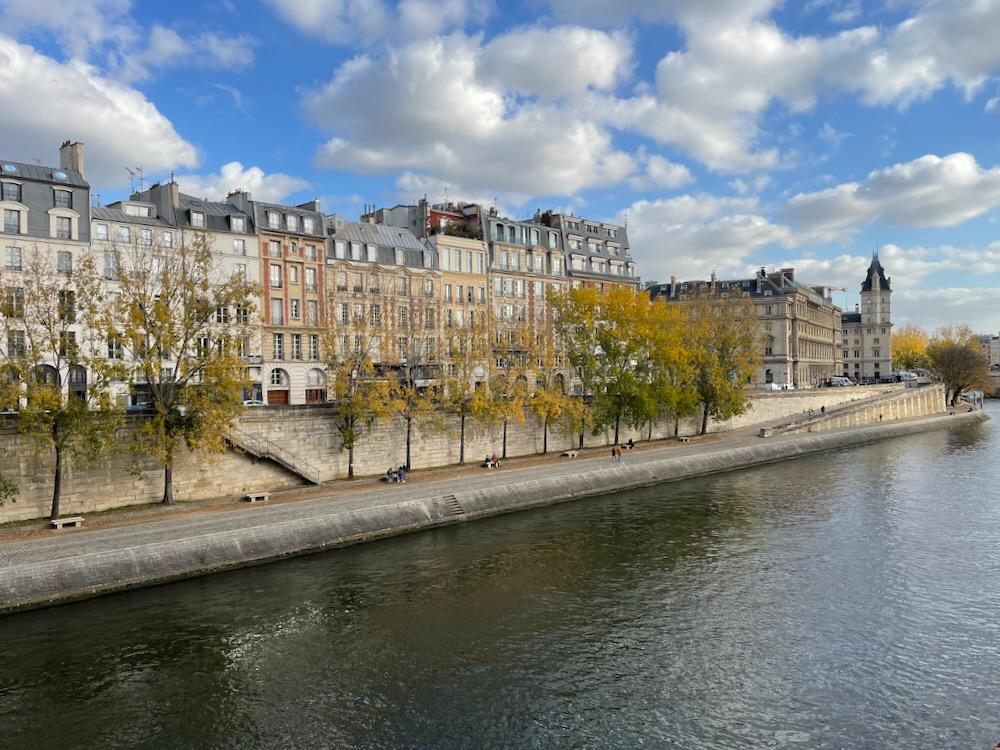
[1,407,999,748]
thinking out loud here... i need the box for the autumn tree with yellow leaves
[891,324,930,372]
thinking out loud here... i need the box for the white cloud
[630,153,694,192]
[895,288,1000,330]
[621,194,794,282]
[480,26,632,98]
[174,161,310,203]
[0,36,198,188]
[785,153,1000,238]
[546,0,777,27]
[265,0,491,45]
[119,26,257,81]
[0,0,135,60]
[305,34,636,200]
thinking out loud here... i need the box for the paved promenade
[0,410,987,612]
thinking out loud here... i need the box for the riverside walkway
[0,410,987,612]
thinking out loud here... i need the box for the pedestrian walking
[617,446,624,465]
[398,465,406,483]
[611,446,616,463]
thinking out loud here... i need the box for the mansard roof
[861,253,891,292]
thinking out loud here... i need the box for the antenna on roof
[126,166,144,194]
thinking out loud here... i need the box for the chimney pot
[59,140,84,178]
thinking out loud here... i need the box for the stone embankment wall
[0,410,987,613]
[0,385,898,523]
[765,384,946,436]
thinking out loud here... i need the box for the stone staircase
[226,427,322,485]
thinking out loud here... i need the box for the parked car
[242,399,266,407]
[763,382,795,391]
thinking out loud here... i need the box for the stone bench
[50,516,84,530]
[561,450,579,457]
[245,492,270,503]
[676,436,690,443]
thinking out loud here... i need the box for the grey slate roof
[842,312,862,324]
[176,193,254,234]
[92,205,171,227]
[328,220,436,269]
[251,200,324,238]
[861,254,891,292]
[0,159,88,188]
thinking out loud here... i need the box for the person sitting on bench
[626,438,635,449]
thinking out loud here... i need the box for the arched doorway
[267,368,289,405]
[305,368,327,404]
[765,369,774,384]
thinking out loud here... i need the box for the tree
[391,331,444,471]
[441,322,490,465]
[642,299,699,439]
[527,330,572,454]
[927,325,990,405]
[685,289,760,434]
[892,324,930,372]
[480,319,533,459]
[550,285,602,449]
[324,303,400,479]
[97,233,258,504]
[0,249,122,519]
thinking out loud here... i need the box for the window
[309,334,319,360]
[140,228,152,246]
[272,334,285,361]
[94,223,109,241]
[370,303,382,325]
[352,303,364,322]
[270,264,282,288]
[494,223,504,241]
[163,231,173,248]
[334,239,346,259]
[478,286,485,303]
[398,306,408,327]
[366,244,378,262]
[290,299,300,319]
[396,276,408,295]
[424,279,434,297]
[1,183,20,202]
[271,298,284,325]
[4,287,23,317]
[453,249,462,272]
[59,331,77,359]
[291,334,302,360]
[268,212,280,229]
[302,267,315,292]
[231,238,246,256]
[350,242,362,261]
[287,215,298,232]
[552,257,562,275]
[351,272,363,293]
[232,263,247,280]
[103,252,118,280]
[303,217,315,234]
[58,290,76,323]
[191,211,205,228]
[307,300,318,327]
[118,226,131,243]
[54,190,72,209]
[445,283,452,302]
[516,279,525,298]
[57,251,72,274]
[306,244,317,261]
[289,265,300,285]
[425,308,436,330]
[533,281,543,297]
[55,217,72,240]
[873,348,881,358]
[4,246,21,270]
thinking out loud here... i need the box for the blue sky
[3,0,1000,329]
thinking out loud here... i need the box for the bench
[50,516,84,530]
[676,436,690,443]
[561,450,579,457]
[245,492,270,503]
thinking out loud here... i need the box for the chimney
[780,267,794,285]
[226,189,253,215]
[59,140,84,177]
[756,267,765,293]
[710,270,717,291]
[669,275,677,299]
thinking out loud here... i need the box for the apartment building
[841,253,893,382]
[650,267,843,388]
[131,181,263,399]
[425,233,489,339]
[536,211,638,289]
[326,219,442,382]
[0,141,92,398]
[363,198,484,239]
[225,193,326,405]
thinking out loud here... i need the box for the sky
[2,0,1000,330]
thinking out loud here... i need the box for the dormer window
[1,183,20,202]
[286,214,298,232]
[267,211,280,229]
[54,189,72,209]
[303,217,315,234]
[231,216,245,233]
[191,211,205,228]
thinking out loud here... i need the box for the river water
[2,407,999,748]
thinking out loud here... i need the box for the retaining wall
[767,384,946,435]
[0,385,898,523]
[0,410,987,613]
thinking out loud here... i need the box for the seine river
[2,406,999,748]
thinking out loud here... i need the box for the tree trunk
[700,403,710,435]
[459,412,466,465]
[674,418,679,437]
[50,439,63,521]
[405,415,412,471]
[502,420,508,459]
[614,413,620,445]
[578,430,584,450]
[348,443,355,480]
[648,420,653,441]
[542,417,548,455]
[162,452,174,505]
